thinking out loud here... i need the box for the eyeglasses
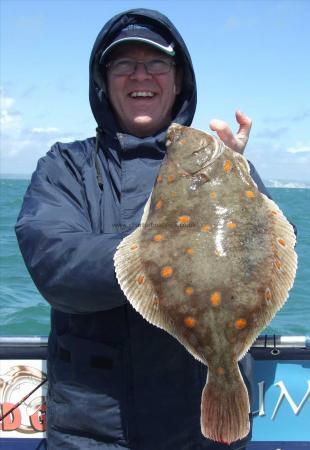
[106,58,176,76]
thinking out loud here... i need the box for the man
[16,8,270,450]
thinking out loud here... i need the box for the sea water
[0,178,309,336]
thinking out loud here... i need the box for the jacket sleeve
[15,144,129,314]
[248,160,271,199]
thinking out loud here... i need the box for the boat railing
[0,335,309,350]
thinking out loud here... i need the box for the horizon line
[1,173,309,188]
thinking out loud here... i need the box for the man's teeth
[130,92,155,98]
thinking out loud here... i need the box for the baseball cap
[99,24,175,64]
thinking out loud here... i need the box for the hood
[89,8,197,138]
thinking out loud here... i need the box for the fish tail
[200,363,250,444]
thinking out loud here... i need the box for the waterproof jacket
[15,8,269,450]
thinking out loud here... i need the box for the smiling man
[105,44,181,137]
[16,8,270,450]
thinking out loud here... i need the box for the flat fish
[114,123,297,444]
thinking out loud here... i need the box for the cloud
[1,108,22,130]
[1,95,15,110]
[21,86,38,98]
[31,127,60,134]
[0,91,22,132]
[292,111,310,121]
[287,142,310,154]
[255,126,288,139]
[0,87,85,173]
[245,139,310,183]
[262,110,310,123]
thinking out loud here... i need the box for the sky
[1,0,310,184]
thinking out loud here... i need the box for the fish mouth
[166,123,225,174]
[196,137,225,169]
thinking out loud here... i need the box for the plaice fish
[114,123,297,444]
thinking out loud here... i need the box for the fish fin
[236,193,297,361]
[233,151,251,175]
[258,193,297,314]
[114,194,206,365]
[140,190,152,223]
[201,363,250,444]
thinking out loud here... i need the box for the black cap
[99,24,175,64]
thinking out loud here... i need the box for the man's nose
[129,62,152,80]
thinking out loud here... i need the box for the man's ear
[174,67,183,95]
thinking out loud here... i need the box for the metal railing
[0,335,309,349]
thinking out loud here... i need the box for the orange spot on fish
[271,210,277,216]
[130,244,138,251]
[156,175,162,183]
[177,215,191,225]
[185,287,194,296]
[161,266,173,278]
[153,234,164,242]
[210,191,217,199]
[216,367,225,376]
[168,175,175,183]
[210,291,221,306]
[224,160,232,173]
[136,275,145,285]
[186,247,194,255]
[245,190,255,198]
[272,246,280,260]
[235,318,247,330]
[155,199,163,209]
[184,316,197,328]
[265,288,272,302]
[227,221,237,229]
[274,259,282,270]
[201,224,211,232]
[278,238,286,247]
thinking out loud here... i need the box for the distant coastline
[264,179,310,189]
[0,174,31,180]
[0,174,309,189]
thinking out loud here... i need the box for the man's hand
[209,110,252,154]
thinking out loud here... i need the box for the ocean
[0,178,309,337]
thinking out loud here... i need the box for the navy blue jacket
[15,8,269,450]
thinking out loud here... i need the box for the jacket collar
[116,130,167,156]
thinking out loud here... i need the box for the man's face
[106,43,182,137]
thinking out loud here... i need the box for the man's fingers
[209,119,237,150]
[235,110,252,141]
[209,112,252,154]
